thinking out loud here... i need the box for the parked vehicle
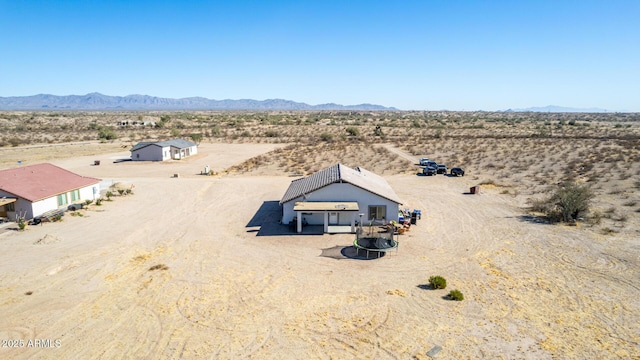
[450,167,465,176]
[436,164,448,174]
[419,158,430,166]
[422,166,437,176]
[425,161,437,168]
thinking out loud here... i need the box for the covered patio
[0,197,17,220]
[292,201,360,234]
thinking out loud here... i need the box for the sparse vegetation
[448,289,464,301]
[320,132,333,142]
[97,126,117,140]
[149,264,169,271]
[429,276,447,289]
[17,216,27,231]
[530,182,595,223]
[0,110,638,236]
[345,126,359,136]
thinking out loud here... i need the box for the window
[368,205,386,220]
[57,194,68,207]
[6,202,15,212]
[70,190,80,202]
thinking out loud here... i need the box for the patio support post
[350,214,356,233]
[297,212,302,233]
[323,211,328,233]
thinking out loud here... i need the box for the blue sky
[1,0,638,111]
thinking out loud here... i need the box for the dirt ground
[0,143,638,359]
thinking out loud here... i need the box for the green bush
[448,289,464,301]
[96,198,103,206]
[529,182,595,223]
[97,126,117,140]
[320,132,333,142]
[345,126,359,136]
[17,217,27,230]
[428,276,447,289]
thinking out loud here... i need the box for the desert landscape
[0,111,639,359]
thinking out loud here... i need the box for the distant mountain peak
[0,93,397,111]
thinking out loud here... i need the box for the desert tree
[551,182,595,222]
[531,181,595,223]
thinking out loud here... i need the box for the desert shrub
[345,126,359,136]
[8,137,22,147]
[98,126,117,140]
[189,133,203,144]
[529,182,594,223]
[149,264,169,271]
[96,198,103,206]
[428,276,447,289]
[265,130,278,137]
[84,199,94,206]
[105,191,113,200]
[17,216,27,231]
[117,189,125,196]
[550,182,595,222]
[448,289,464,301]
[125,189,133,195]
[320,132,333,142]
[478,179,496,186]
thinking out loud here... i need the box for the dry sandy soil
[0,142,638,359]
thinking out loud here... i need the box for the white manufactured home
[0,163,100,220]
[130,139,198,161]
[280,163,402,233]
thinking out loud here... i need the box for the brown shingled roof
[280,163,402,205]
[0,163,100,202]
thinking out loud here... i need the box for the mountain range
[0,93,396,111]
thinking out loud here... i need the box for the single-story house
[130,139,198,161]
[0,163,100,220]
[280,163,403,233]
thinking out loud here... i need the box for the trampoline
[353,236,398,258]
[351,219,400,259]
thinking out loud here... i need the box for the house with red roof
[0,163,100,220]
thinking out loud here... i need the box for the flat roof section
[0,198,17,206]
